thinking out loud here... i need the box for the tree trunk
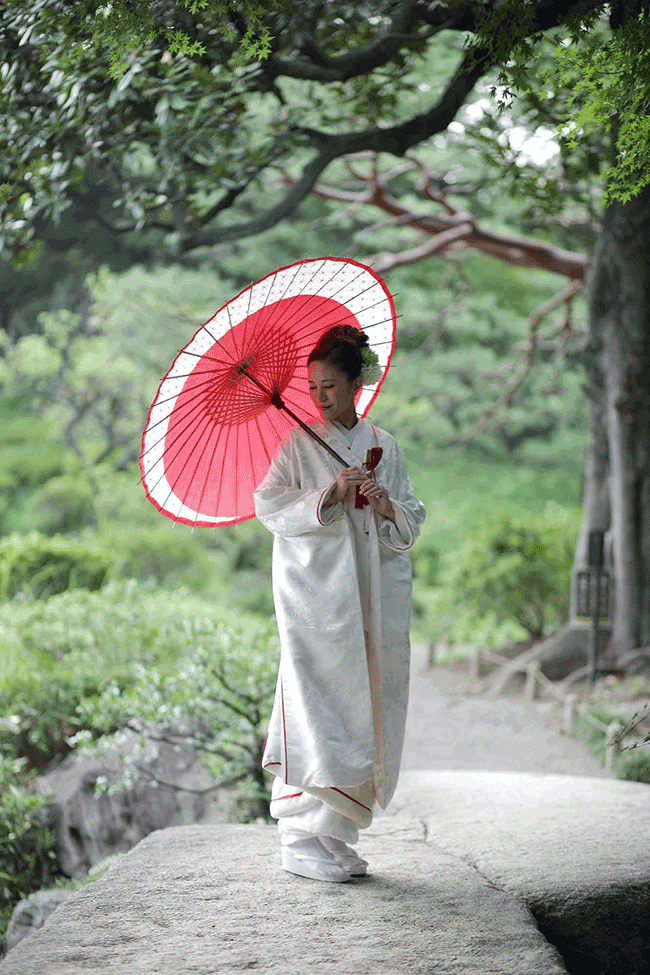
[488,187,650,691]
[586,184,650,655]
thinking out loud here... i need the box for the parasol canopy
[140,256,396,527]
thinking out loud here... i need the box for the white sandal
[281,837,352,883]
[320,837,368,876]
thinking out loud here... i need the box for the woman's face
[308,360,362,426]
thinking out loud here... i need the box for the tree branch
[265,0,428,82]
[369,222,474,274]
[184,45,493,249]
[306,157,589,281]
[456,279,583,446]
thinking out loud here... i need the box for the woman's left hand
[359,479,395,522]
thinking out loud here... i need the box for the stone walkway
[399,644,608,784]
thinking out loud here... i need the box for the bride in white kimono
[254,325,426,882]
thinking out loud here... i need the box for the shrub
[73,619,279,820]
[615,748,650,784]
[0,669,119,773]
[105,525,219,592]
[0,533,113,602]
[0,581,274,774]
[439,503,580,641]
[16,475,95,535]
[0,756,58,955]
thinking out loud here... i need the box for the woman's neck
[336,411,358,430]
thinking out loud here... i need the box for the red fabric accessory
[355,447,384,509]
[140,257,396,527]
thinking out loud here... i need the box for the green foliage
[0,667,116,773]
[14,475,95,536]
[106,525,218,592]
[83,0,274,77]
[615,747,650,784]
[0,756,58,950]
[72,619,279,819]
[435,504,580,642]
[3,0,629,266]
[468,2,650,204]
[0,580,270,771]
[547,14,650,204]
[0,533,113,602]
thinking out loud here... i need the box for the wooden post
[427,641,437,668]
[563,692,578,734]
[605,721,623,773]
[524,661,541,701]
[470,646,481,679]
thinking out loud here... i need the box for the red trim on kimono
[330,787,372,812]
[316,485,335,526]
[280,676,288,783]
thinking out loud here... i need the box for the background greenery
[0,9,609,948]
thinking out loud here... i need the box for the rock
[2,773,650,975]
[0,815,568,975]
[5,889,73,952]
[387,771,650,975]
[35,730,235,878]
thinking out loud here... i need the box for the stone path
[399,643,608,785]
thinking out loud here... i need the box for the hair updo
[307,324,369,383]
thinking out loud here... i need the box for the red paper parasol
[140,257,396,527]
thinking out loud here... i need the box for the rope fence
[431,644,628,774]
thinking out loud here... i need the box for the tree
[3,0,650,667]
[1,0,626,261]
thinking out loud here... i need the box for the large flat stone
[388,771,650,975]
[1,815,567,975]
[4,771,648,975]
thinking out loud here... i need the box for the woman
[254,325,426,882]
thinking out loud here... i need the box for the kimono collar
[310,417,374,468]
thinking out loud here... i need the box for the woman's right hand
[329,466,368,505]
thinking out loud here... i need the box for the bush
[0,532,113,602]
[105,525,219,592]
[0,756,58,955]
[0,669,119,773]
[438,503,580,641]
[615,748,650,784]
[0,581,273,773]
[73,619,279,820]
[17,475,95,535]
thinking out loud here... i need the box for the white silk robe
[254,418,426,829]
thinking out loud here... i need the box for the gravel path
[400,643,609,783]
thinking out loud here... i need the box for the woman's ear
[352,376,363,396]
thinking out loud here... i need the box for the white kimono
[254,418,426,841]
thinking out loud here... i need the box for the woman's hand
[324,467,367,506]
[358,479,396,522]
[335,466,367,504]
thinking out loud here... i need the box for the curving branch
[264,0,430,82]
[183,44,493,250]
[370,222,474,274]
[304,155,589,281]
[456,279,584,447]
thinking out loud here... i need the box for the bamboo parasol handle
[239,368,349,468]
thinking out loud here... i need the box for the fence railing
[440,645,627,774]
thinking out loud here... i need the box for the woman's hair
[307,324,369,382]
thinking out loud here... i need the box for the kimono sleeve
[253,437,343,537]
[378,441,426,553]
